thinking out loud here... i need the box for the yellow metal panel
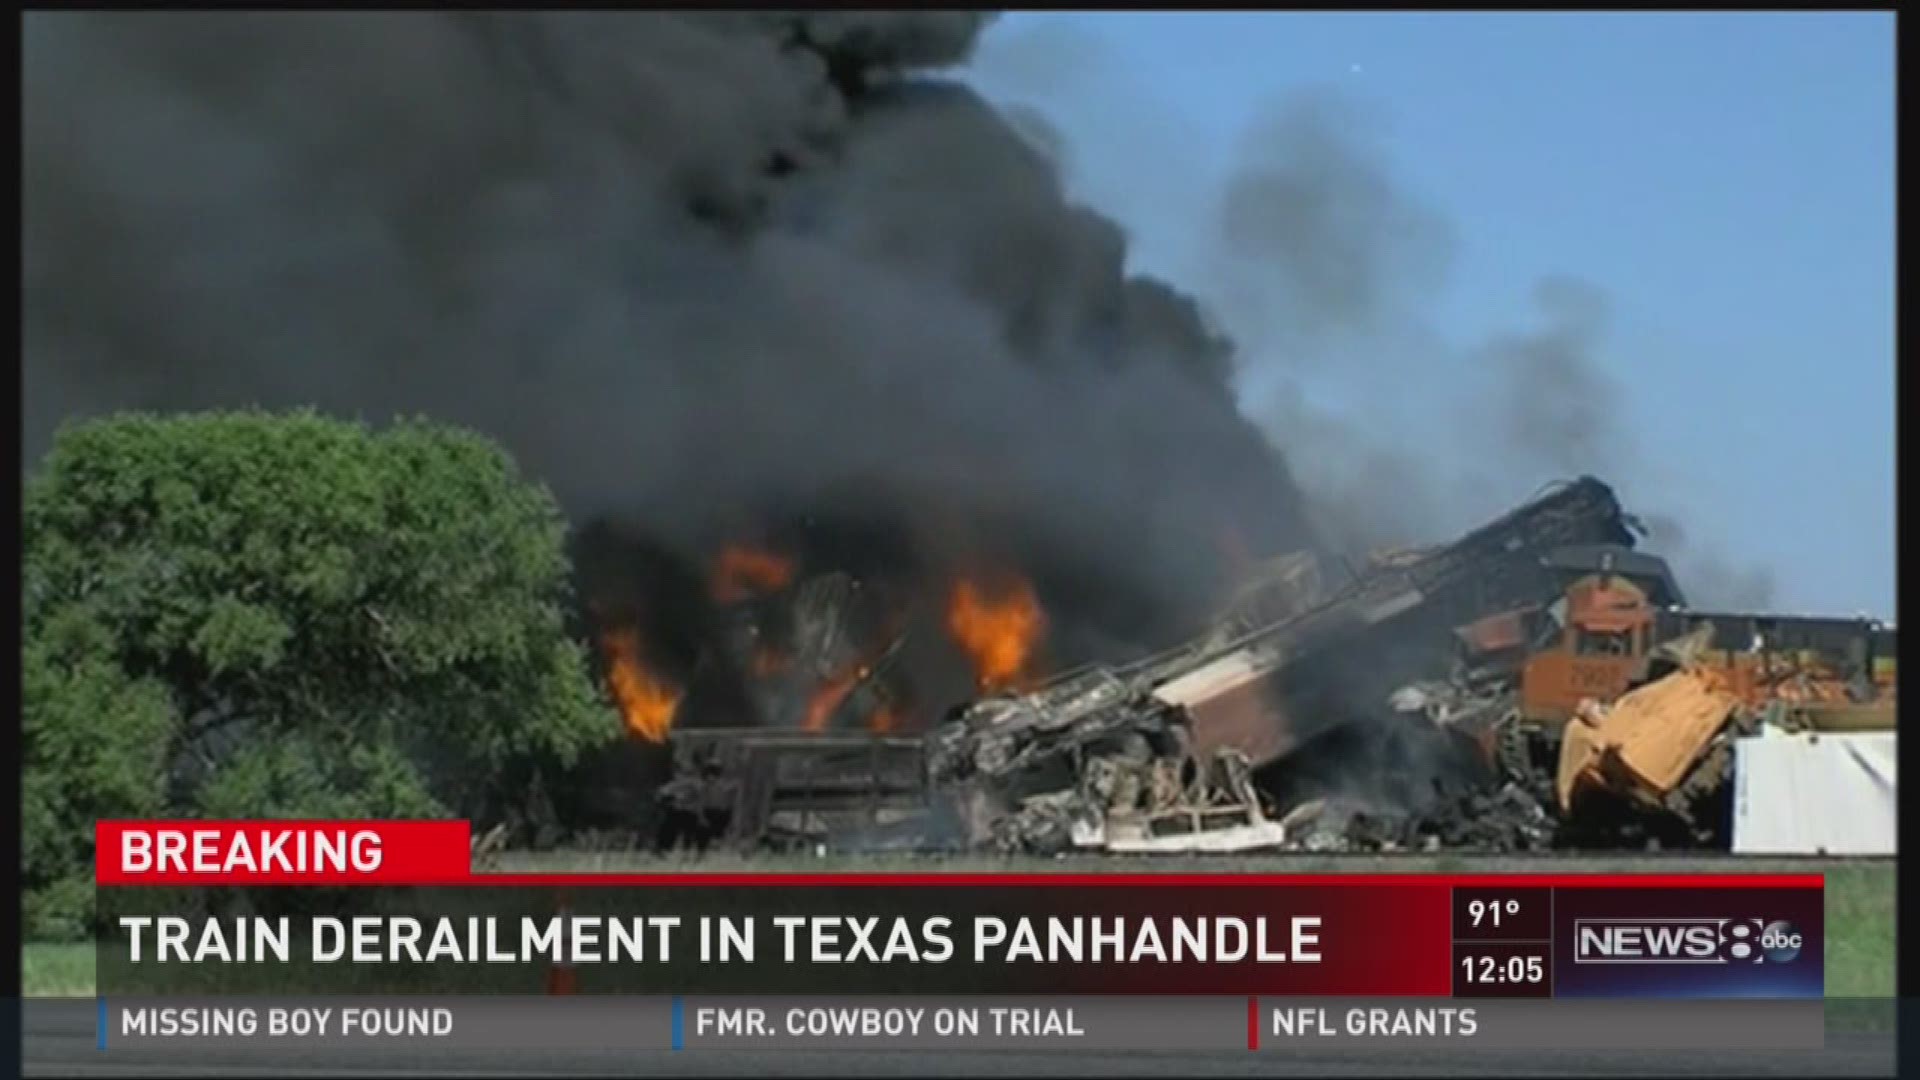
[1584,668,1741,796]
[1556,719,1603,812]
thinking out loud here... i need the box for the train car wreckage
[645,477,1895,853]
[659,476,1802,853]
[921,476,1656,853]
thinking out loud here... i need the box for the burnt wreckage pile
[921,476,1638,855]
[654,476,1723,854]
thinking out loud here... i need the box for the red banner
[94,820,472,885]
[90,821,1824,998]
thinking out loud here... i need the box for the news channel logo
[1573,918,1804,965]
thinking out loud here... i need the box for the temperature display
[1467,898,1521,929]
[1451,887,1551,941]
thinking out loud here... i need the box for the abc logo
[1759,920,1803,964]
[1716,919,1803,963]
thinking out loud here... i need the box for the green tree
[23,411,620,935]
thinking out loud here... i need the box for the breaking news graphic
[37,819,1862,1073]
[20,7,1895,1080]
[92,823,1830,1003]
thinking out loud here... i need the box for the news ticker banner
[93,821,1824,1005]
[97,996,1827,1053]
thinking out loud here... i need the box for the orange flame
[802,667,861,732]
[868,704,901,734]
[945,574,1046,692]
[711,544,796,603]
[600,627,680,743]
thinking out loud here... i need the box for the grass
[1824,862,1898,998]
[21,940,94,997]
[28,855,1894,1002]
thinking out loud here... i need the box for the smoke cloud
[1202,91,1474,554]
[1213,93,1456,355]
[1641,514,1779,611]
[23,12,1321,669]
[1479,276,1623,476]
[1189,88,1779,602]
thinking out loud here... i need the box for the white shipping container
[1732,732,1896,855]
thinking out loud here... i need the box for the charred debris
[528,476,1894,858]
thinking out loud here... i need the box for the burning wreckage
[611,477,1894,856]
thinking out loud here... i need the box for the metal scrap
[628,475,1880,857]
[1265,778,1558,854]
[658,728,928,849]
[915,477,1644,854]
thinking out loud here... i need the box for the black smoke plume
[23,12,1322,705]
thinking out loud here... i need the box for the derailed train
[598,476,1892,855]
[631,479,1602,849]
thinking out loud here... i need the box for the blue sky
[965,12,1894,620]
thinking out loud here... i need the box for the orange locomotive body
[1456,554,1894,834]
